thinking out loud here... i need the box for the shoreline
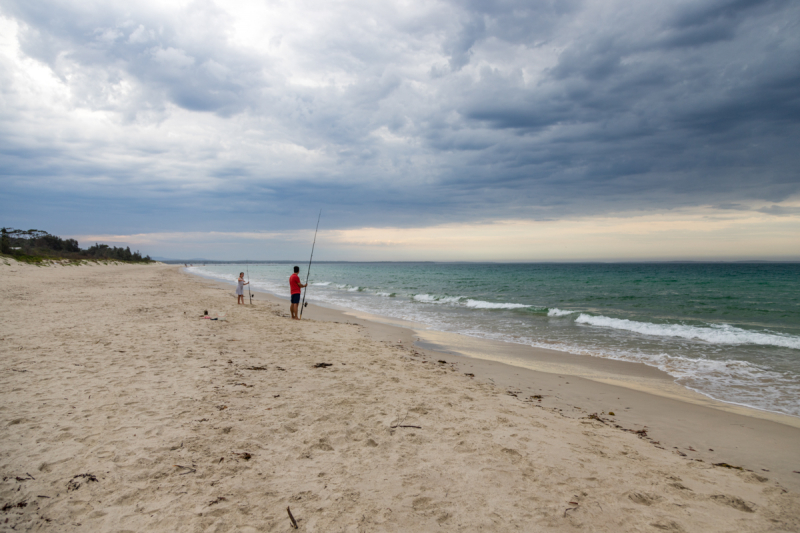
[188,267,800,490]
[188,267,800,423]
[3,261,799,531]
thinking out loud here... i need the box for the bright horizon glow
[73,203,800,261]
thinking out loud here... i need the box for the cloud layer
[1,0,799,257]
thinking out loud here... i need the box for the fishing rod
[246,259,253,305]
[299,210,322,319]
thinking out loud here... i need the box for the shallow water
[188,262,800,418]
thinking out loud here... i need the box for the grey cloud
[454,0,581,44]
[443,14,485,70]
[669,0,775,29]
[0,0,799,236]
[756,205,800,216]
[4,0,267,116]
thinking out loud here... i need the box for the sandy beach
[2,261,799,532]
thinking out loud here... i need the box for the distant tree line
[1,228,152,262]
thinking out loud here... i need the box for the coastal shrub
[85,243,150,262]
[0,228,151,263]
[0,228,10,254]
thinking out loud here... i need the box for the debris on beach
[67,473,98,491]
[7,473,35,482]
[713,463,745,470]
[1,501,28,512]
[287,506,299,529]
[389,410,423,429]
[313,362,333,368]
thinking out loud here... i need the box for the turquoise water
[189,262,800,417]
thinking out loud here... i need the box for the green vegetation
[1,228,152,263]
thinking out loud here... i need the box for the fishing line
[300,210,322,319]
[246,259,253,304]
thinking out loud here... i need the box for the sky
[1,0,799,261]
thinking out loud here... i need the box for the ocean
[187,262,800,418]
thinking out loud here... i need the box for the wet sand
[1,261,799,532]
[240,276,800,493]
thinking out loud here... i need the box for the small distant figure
[289,266,307,320]
[236,272,249,305]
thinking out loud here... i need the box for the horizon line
[163,259,800,264]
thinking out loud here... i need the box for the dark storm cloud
[441,0,800,205]
[1,0,799,235]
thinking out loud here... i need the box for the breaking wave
[547,308,576,317]
[575,314,800,349]
[412,294,530,309]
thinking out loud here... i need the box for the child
[236,272,249,304]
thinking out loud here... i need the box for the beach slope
[1,262,798,532]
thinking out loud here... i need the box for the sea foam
[412,294,463,304]
[575,314,800,349]
[412,294,529,309]
[464,299,530,309]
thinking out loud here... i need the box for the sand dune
[1,262,798,532]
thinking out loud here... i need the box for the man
[289,266,307,320]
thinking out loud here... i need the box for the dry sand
[1,261,799,532]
